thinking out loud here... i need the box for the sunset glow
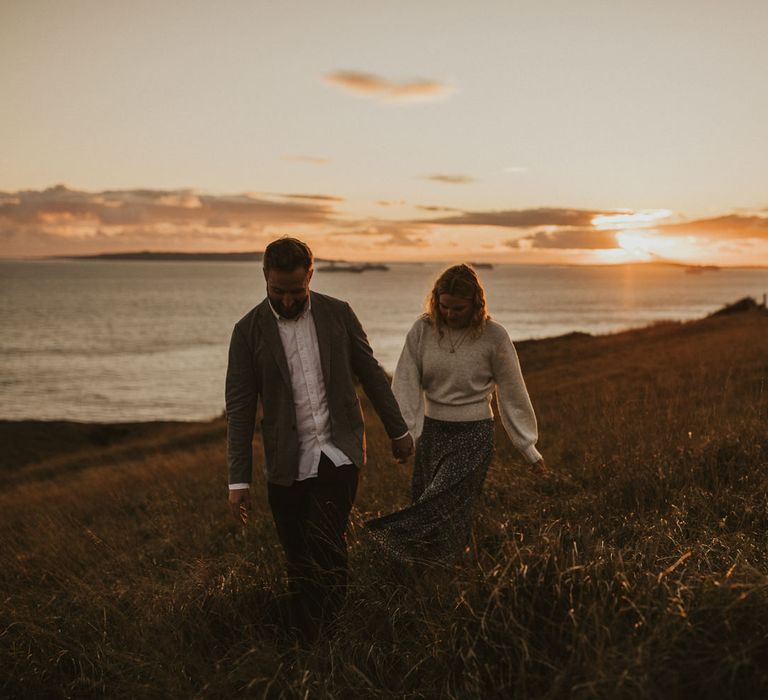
[615,232,698,261]
[1,1,766,265]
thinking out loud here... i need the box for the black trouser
[267,453,358,637]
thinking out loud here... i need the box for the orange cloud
[328,218,430,247]
[0,185,338,228]
[0,185,343,257]
[2,188,764,265]
[508,228,620,250]
[323,70,454,102]
[279,193,345,202]
[418,207,608,228]
[424,174,475,184]
[659,214,768,240]
[416,205,462,213]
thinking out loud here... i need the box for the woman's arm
[392,319,426,440]
[492,327,543,465]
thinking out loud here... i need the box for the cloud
[423,174,475,185]
[0,185,345,256]
[6,189,761,264]
[0,185,438,256]
[592,209,672,228]
[418,207,607,228]
[659,214,768,240]
[0,219,275,257]
[323,70,454,102]
[508,228,620,250]
[0,185,338,228]
[199,194,334,224]
[279,193,345,202]
[416,205,462,213]
[328,218,430,247]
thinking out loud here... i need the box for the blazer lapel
[310,292,332,388]
[259,301,292,389]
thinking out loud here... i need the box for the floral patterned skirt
[365,417,494,563]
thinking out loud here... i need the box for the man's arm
[225,324,259,516]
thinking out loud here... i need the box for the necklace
[446,326,469,353]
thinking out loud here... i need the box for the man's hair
[426,264,490,337]
[263,237,314,273]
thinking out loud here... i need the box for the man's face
[264,266,312,319]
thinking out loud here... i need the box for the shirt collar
[268,293,312,322]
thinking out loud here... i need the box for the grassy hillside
[2,309,767,699]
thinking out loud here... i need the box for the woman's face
[438,293,474,329]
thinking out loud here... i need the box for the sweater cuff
[521,444,543,464]
[229,483,250,490]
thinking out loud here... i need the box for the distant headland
[43,253,765,270]
[53,251,373,266]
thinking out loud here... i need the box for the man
[226,237,413,641]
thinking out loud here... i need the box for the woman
[366,264,546,563]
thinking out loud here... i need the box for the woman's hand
[392,434,415,463]
[529,458,548,476]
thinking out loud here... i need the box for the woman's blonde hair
[426,264,490,336]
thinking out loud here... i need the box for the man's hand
[228,487,252,525]
[391,434,414,463]
[529,458,548,476]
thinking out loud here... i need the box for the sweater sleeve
[492,327,542,464]
[391,319,426,440]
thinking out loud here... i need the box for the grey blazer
[226,291,408,486]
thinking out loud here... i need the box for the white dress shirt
[229,296,352,489]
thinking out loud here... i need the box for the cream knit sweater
[392,316,542,464]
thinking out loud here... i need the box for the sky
[1,0,767,265]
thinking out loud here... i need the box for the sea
[1,260,766,422]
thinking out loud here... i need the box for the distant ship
[318,262,390,273]
[685,265,720,274]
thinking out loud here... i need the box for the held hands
[391,434,414,463]
[529,458,548,476]
[228,487,251,526]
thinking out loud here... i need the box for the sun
[615,231,704,262]
[589,228,708,265]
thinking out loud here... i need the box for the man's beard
[273,295,308,319]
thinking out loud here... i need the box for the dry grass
[1,309,767,699]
